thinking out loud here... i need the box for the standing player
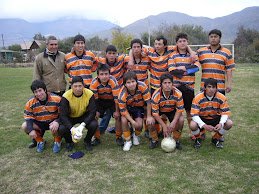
[150,73,184,149]
[190,78,233,149]
[65,34,97,88]
[118,71,155,151]
[90,64,122,146]
[21,80,62,153]
[168,33,200,140]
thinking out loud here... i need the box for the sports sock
[54,136,62,143]
[150,130,158,141]
[213,132,222,139]
[123,131,131,141]
[94,130,101,139]
[116,131,122,139]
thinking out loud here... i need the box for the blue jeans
[99,109,112,133]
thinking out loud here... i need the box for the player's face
[162,78,173,92]
[154,40,166,54]
[132,43,142,56]
[74,41,85,53]
[71,82,84,96]
[176,38,188,51]
[209,34,221,46]
[106,51,117,63]
[46,40,58,53]
[33,88,47,101]
[125,78,137,92]
[98,70,110,84]
[205,84,217,97]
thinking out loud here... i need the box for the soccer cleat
[219,136,225,142]
[176,141,182,150]
[84,142,93,151]
[201,132,206,141]
[116,137,124,146]
[66,142,74,152]
[91,138,101,146]
[28,139,37,148]
[149,141,159,149]
[52,142,61,153]
[132,133,140,146]
[123,141,132,151]
[194,138,202,148]
[212,138,224,149]
[36,140,46,152]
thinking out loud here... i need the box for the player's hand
[132,120,139,129]
[95,112,101,121]
[203,124,215,132]
[49,120,59,132]
[128,61,134,70]
[214,123,222,132]
[113,111,120,120]
[177,66,186,71]
[162,124,170,138]
[141,50,147,58]
[146,116,155,126]
[29,130,37,139]
[226,84,232,93]
[190,52,196,64]
[169,121,177,134]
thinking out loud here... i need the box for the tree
[33,33,46,41]
[112,27,134,54]
[85,36,109,52]
[8,44,22,51]
[141,32,155,47]
[57,37,74,54]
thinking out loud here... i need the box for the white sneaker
[133,132,140,145]
[123,141,132,151]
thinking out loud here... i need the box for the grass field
[0,64,258,193]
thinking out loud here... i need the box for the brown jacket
[33,50,67,93]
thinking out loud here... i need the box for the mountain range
[0,6,258,47]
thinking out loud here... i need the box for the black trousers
[59,113,98,144]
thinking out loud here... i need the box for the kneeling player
[21,80,62,153]
[118,71,154,151]
[90,64,122,146]
[190,78,233,149]
[150,73,184,149]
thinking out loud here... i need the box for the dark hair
[74,34,85,43]
[31,80,47,92]
[131,39,143,48]
[97,64,110,75]
[123,71,138,85]
[46,35,57,44]
[71,76,84,85]
[209,29,222,38]
[155,35,167,46]
[204,78,218,88]
[160,73,173,85]
[106,45,117,53]
[175,32,188,42]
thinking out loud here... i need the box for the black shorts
[200,115,221,128]
[34,120,50,136]
[176,84,194,111]
[156,110,176,123]
[96,99,115,118]
[127,106,144,119]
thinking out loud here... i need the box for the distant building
[0,50,14,63]
[20,40,45,52]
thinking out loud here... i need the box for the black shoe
[66,142,74,152]
[212,138,223,149]
[85,142,93,151]
[91,138,101,146]
[201,133,206,141]
[194,138,202,148]
[28,139,37,148]
[176,141,182,150]
[116,137,124,146]
[149,141,158,149]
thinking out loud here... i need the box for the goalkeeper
[59,76,98,152]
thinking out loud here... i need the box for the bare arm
[226,71,233,93]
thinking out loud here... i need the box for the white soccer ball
[161,138,176,152]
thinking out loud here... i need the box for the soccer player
[197,29,236,95]
[150,73,184,149]
[90,64,122,146]
[65,34,97,88]
[21,80,62,153]
[168,32,200,140]
[190,78,233,149]
[118,71,155,151]
[59,76,98,152]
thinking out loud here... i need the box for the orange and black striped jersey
[118,81,151,116]
[191,91,231,119]
[90,75,119,103]
[96,55,126,87]
[124,56,151,86]
[24,92,61,122]
[197,46,236,93]
[65,50,97,87]
[144,46,175,89]
[151,87,184,117]
[168,50,200,90]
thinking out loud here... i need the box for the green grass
[0,64,259,193]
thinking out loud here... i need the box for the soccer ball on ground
[161,137,176,152]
